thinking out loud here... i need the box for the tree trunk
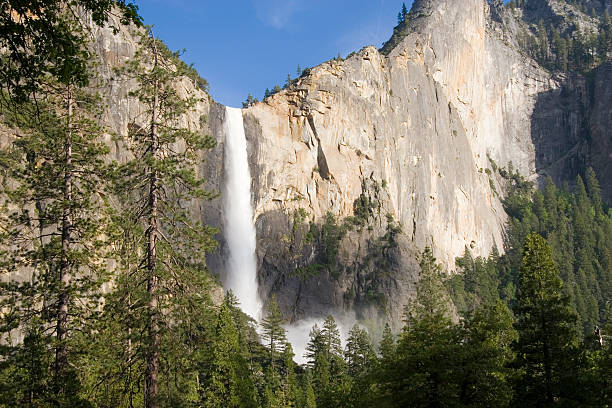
[145,66,160,408]
[56,87,72,378]
[541,310,554,404]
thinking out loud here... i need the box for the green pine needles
[90,29,218,408]
[0,70,114,406]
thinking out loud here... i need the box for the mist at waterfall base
[221,106,357,365]
[285,316,356,365]
[222,106,262,320]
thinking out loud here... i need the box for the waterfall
[223,106,262,320]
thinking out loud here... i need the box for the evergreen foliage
[344,325,375,378]
[514,233,581,406]
[513,2,611,73]
[261,297,287,368]
[376,248,518,408]
[204,300,259,408]
[343,325,376,407]
[459,301,517,407]
[378,323,395,363]
[446,169,611,407]
[109,29,217,408]
[305,317,348,408]
[242,94,259,108]
[383,248,460,407]
[397,2,408,24]
[0,38,113,407]
[450,169,612,337]
[0,0,141,100]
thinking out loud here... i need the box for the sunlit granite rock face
[38,0,610,330]
[234,0,554,328]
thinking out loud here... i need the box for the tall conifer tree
[112,29,217,408]
[261,297,287,370]
[0,58,112,406]
[205,301,259,408]
[515,233,580,406]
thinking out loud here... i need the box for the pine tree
[378,323,395,363]
[281,343,299,408]
[344,325,375,378]
[371,323,396,407]
[344,325,376,407]
[490,170,611,337]
[225,290,260,359]
[242,93,258,108]
[585,167,602,215]
[573,176,600,334]
[263,365,283,408]
[205,302,259,408]
[111,29,218,408]
[300,370,318,408]
[0,0,141,100]
[551,27,569,71]
[321,316,343,362]
[459,301,517,407]
[404,246,452,322]
[514,233,580,406]
[305,324,323,369]
[305,324,330,398]
[386,247,460,407]
[261,297,287,370]
[0,57,112,404]
[78,268,146,407]
[305,317,346,408]
[0,324,54,406]
[537,19,550,64]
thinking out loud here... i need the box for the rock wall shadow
[521,0,561,26]
[530,61,612,203]
[254,208,419,330]
[201,102,228,283]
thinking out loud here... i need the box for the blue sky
[135,1,412,107]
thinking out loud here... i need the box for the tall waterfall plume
[222,106,262,319]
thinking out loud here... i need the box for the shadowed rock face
[588,62,612,200]
[575,0,612,14]
[531,61,612,201]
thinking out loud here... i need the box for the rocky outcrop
[499,0,612,199]
[39,1,610,330]
[90,21,241,311]
[233,0,560,328]
[87,15,229,254]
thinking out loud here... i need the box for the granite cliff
[82,0,610,330]
[232,0,550,328]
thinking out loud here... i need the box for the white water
[223,106,262,320]
[221,107,356,361]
